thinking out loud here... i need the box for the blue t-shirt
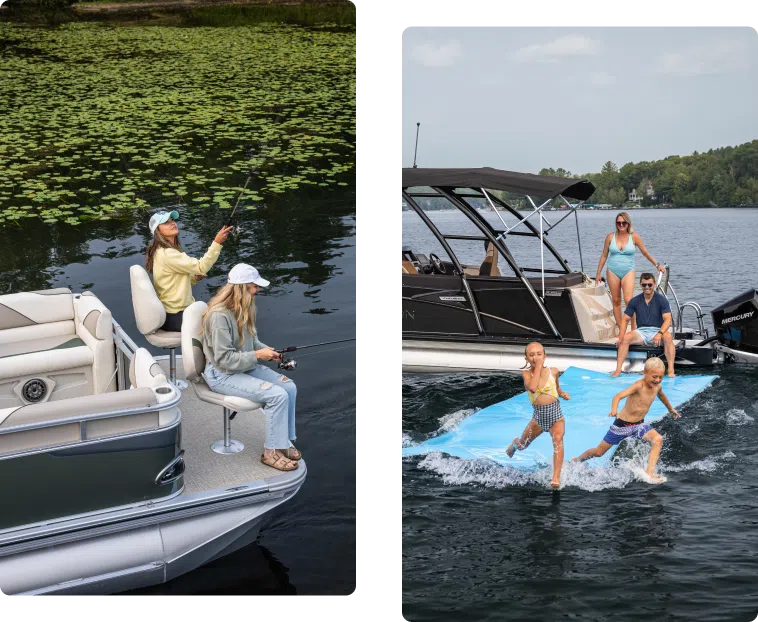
[624,291,671,328]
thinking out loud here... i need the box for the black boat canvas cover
[402,167,596,201]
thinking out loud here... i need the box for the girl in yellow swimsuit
[505,342,570,488]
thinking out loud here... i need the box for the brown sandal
[260,451,298,471]
[277,446,302,460]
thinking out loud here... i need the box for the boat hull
[0,462,306,595]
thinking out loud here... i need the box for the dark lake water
[0,7,354,596]
[403,208,758,621]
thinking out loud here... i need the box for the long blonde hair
[145,229,182,272]
[202,283,257,345]
[615,211,634,234]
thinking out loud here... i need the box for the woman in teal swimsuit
[594,212,665,333]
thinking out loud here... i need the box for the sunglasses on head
[640,283,655,288]
[616,221,628,226]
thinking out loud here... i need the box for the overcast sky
[403,27,758,175]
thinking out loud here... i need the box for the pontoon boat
[402,167,758,374]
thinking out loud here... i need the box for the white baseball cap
[149,210,179,235]
[228,263,270,287]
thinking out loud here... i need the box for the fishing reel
[276,346,298,371]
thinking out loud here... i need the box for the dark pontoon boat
[402,167,758,373]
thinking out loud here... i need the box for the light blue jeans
[203,362,297,450]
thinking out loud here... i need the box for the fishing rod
[225,113,284,235]
[275,338,356,371]
[412,121,420,168]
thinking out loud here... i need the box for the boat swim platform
[157,360,291,495]
[402,367,717,469]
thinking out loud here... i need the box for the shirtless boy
[572,357,680,483]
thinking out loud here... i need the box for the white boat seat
[0,289,116,406]
[0,348,175,456]
[0,336,93,380]
[182,301,263,454]
[129,265,185,388]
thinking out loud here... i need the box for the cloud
[514,34,600,63]
[656,40,752,76]
[410,42,462,68]
[589,71,617,86]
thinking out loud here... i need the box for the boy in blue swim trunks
[572,358,680,483]
[612,272,676,378]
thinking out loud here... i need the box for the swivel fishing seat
[129,265,188,390]
[181,300,264,454]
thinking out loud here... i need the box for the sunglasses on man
[640,283,655,288]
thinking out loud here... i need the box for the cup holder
[156,387,172,395]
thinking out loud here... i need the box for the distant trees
[541,139,758,207]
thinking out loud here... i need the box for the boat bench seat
[0,348,176,456]
[0,289,117,408]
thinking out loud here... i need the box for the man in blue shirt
[613,272,675,377]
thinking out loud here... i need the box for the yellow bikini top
[527,368,559,404]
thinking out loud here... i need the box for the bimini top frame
[402,167,596,340]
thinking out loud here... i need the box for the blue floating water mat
[402,367,717,469]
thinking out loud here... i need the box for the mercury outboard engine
[712,289,758,363]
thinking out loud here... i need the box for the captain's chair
[479,242,502,276]
[129,265,187,390]
[181,301,264,455]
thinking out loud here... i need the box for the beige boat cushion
[0,320,76,346]
[129,265,166,336]
[181,301,207,382]
[73,293,116,394]
[0,386,157,429]
[192,377,262,411]
[145,329,181,349]
[0,289,74,329]
[0,342,93,381]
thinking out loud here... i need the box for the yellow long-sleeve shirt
[153,241,222,313]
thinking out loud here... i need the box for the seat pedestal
[167,348,188,391]
[211,407,244,455]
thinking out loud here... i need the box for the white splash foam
[725,409,754,426]
[437,407,479,432]
[661,451,735,473]
[402,433,417,448]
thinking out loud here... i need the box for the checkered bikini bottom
[532,400,564,431]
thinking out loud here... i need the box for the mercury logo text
[721,311,754,325]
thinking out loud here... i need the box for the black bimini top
[402,167,595,201]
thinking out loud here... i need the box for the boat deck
[157,360,283,495]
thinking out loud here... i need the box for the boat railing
[112,318,139,391]
[656,267,708,339]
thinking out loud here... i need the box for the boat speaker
[22,379,48,403]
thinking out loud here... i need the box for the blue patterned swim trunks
[602,418,652,445]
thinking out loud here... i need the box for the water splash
[438,407,479,432]
[725,409,754,426]
[413,442,732,491]
[402,432,417,448]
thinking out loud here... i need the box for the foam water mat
[402,367,718,469]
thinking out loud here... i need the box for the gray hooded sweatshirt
[202,307,269,373]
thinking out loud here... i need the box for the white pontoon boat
[0,285,306,595]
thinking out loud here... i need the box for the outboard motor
[712,289,758,362]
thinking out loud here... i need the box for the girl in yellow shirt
[145,210,233,331]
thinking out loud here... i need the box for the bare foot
[506,437,519,458]
[667,372,675,378]
[646,472,665,484]
[550,479,561,489]
[571,456,580,462]
[611,370,622,377]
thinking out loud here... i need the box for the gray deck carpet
[158,361,282,494]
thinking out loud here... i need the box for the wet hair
[615,211,634,234]
[644,357,665,372]
[639,272,655,283]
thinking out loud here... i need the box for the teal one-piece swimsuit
[607,233,635,279]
